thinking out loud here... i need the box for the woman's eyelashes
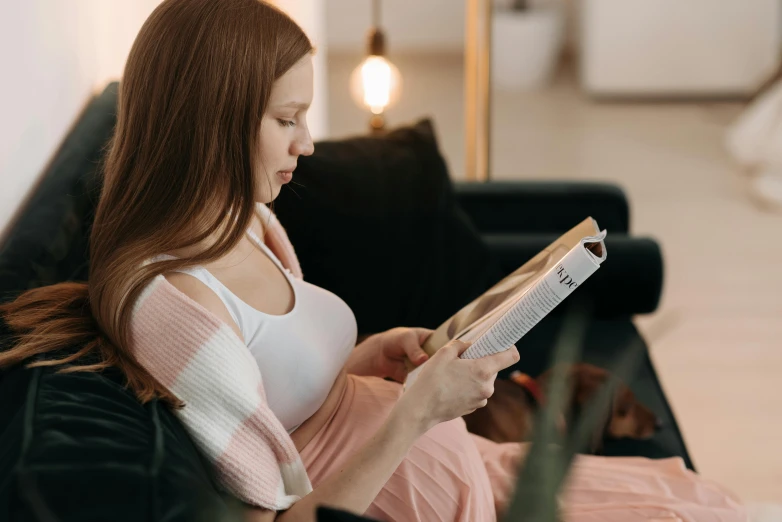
[277,118,296,128]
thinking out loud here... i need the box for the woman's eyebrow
[277,101,310,110]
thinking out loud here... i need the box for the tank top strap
[246,228,292,277]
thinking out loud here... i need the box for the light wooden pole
[464,0,492,182]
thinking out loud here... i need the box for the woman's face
[256,55,315,203]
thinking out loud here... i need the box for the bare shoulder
[164,272,244,342]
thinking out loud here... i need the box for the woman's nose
[292,129,314,157]
[299,138,314,156]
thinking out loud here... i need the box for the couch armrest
[454,181,630,234]
[485,234,663,317]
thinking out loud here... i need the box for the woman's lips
[277,170,293,183]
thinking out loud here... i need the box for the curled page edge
[582,229,607,265]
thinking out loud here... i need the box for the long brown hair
[0,0,313,406]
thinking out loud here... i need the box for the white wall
[323,0,578,54]
[272,0,329,143]
[325,0,778,61]
[0,0,162,237]
[0,0,327,237]
[325,0,465,53]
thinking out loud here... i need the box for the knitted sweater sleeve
[129,275,312,510]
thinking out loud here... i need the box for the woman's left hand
[345,327,433,383]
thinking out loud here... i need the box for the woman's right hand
[397,340,520,434]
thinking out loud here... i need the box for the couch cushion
[273,119,503,334]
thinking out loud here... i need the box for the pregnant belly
[290,369,348,452]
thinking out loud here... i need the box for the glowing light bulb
[350,55,401,116]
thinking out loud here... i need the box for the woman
[0,1,746,521]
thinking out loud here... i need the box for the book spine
[460,245,600,359]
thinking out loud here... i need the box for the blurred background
[1,0,781,508]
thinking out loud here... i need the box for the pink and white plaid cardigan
[129,204,311,510]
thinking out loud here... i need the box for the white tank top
[156,229,357,432]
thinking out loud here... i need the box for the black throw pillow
[273,119,502,335]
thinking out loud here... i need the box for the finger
[443,339,471,357]
[389,366,408,384]
[403,337,429,365]
[413,328,434,344]
[481,345,520,374]
[465,398,489,416]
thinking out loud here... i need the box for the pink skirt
[299,375,746,522]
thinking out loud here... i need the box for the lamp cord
[372,0,381,28]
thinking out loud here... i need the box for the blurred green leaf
[502,300,643,522]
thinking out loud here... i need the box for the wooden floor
[327,53,782,503]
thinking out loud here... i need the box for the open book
[405,217,607,386]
